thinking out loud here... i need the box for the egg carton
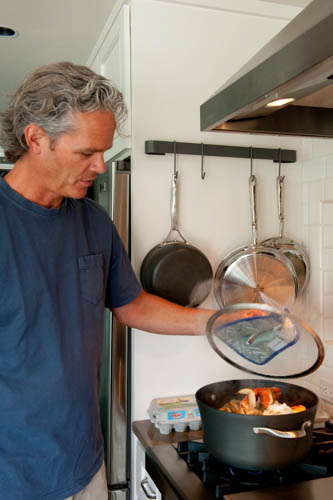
[314,407,330,428]
[148,394,201,435]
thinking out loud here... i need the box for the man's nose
[92,154,107,174]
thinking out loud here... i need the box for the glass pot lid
[206,303,324,379]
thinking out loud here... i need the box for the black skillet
[140,171,213,307]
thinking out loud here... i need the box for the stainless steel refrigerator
[88,157,132,500]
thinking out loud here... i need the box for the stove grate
[174,424,333,499]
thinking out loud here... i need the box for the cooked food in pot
[219,387,306,415]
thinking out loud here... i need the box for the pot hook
[200,143,206,180]
[276,148,285,239]
[173,141,178,179]
[249,147,257,245]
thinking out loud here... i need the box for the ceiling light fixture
[0,26,17,38]
[266,98,295,107]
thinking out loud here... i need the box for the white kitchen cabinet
[135,439,162,500]
[88,3,131,161]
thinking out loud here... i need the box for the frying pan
[214,171,298,309]
[140,171,213,307]
[261,164,310,296]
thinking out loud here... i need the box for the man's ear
[24,124,48,154]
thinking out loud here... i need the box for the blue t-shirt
[0,177,141,499]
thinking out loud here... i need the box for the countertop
[132,419,202,449]
[133,420,215,500]
[133,419,333,500]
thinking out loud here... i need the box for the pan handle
[253,420,311,439]
[277,174,285,239]
[162,173,188,245]
[249,174,258,245]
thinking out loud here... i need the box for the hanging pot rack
[145,140,296,164]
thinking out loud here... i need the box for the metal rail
[145,140,296,163]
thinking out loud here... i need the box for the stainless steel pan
[261,169,310,296]
[214,173,298,309]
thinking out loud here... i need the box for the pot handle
[249,174,258,246]
[253,420,311,439]
[162,172,188,245]
[277,174,285,239]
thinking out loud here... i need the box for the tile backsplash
[302,138,333,417]
[321,202,333,346]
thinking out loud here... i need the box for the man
[0,62,214,500]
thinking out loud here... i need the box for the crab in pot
[238,387,282,413]
[219,386,306,415]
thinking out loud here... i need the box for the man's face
[39,110,116,204]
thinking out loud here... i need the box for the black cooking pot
[195,379,318,470]
[140,172,213,307]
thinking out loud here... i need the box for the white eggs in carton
[148,394,201,435]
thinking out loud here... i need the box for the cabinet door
[96,5,131,160]
[135,440,162,500]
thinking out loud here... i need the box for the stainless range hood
[200,0,333,137]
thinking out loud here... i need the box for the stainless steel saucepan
[214,167,298,309]
[261,161,310,296]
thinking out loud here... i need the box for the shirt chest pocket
[78,254,104,305]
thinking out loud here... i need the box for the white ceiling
[257,0,310,5]
[0,0,311,114]
[0,0,117,112]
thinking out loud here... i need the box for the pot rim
[195,378,319,420]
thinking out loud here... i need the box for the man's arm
[111,290,215,336]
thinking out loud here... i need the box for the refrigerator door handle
[98,161,131,494]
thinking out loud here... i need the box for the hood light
[266,98,295,107]
[0,26,17,38]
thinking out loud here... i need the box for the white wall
[0,147,14,168]
[128,0,325,421]
[299,138,333,416]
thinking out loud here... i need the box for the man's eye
[80,152,92,157]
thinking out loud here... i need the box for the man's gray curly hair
[0,61,127,162]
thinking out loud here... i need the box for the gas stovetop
[145,424,333,500]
